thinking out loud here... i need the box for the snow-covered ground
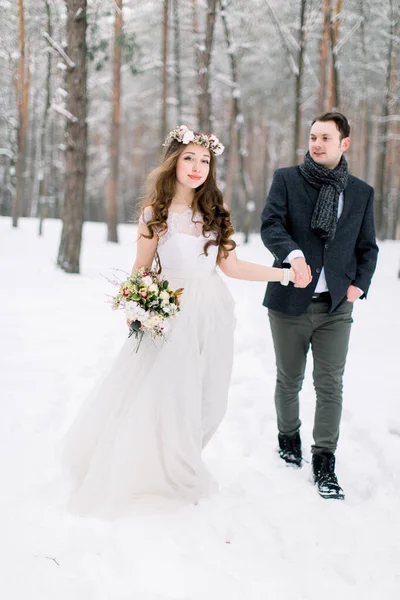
[1,216,399,600]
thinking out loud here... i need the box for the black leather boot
[312,452,345,500]
[278,431,302,467]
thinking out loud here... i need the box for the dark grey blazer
[260,166,379,316]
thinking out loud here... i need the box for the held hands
[346,285,362,303]
[290,257,313,288]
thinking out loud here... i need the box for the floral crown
[163,125,224,156]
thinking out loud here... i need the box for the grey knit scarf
[299,151,348,240]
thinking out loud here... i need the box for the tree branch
[42,31,75,68]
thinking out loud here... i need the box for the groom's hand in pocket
[346,285,362,303]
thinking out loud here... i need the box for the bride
[61,125,309,518]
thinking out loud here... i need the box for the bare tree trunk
[196,0,218,132]
[384,12,399,240]
[375,9,397,239]
[362,103,374,184]
[261,123,270,198]
[172,0,182,124]
[160,0,169,141]
[328,0,342,110]
[359,2,373,185]
[49,117,63,219]
[396,182,400,241]
[106,0,123,243]
[395,160,400,241]
[219,0,253,239]
[37,0,53,234]
[131,119,146,208]
[12,0,29,228]
[191,0,199,34]
[57,0,88,273]
[293,0,307,165]
[318,0,331,113]
[24,86,38,217]
[394,119,400,241]
[223,99,237,210]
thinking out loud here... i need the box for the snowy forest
[0,0,399,273]
[1,4,400,595]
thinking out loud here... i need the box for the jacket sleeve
[260,169,303,264]
[353,188,379,296]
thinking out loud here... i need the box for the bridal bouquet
[111,267,183,350]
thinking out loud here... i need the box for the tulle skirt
[60,269,235,518]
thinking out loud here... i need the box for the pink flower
[139,288,149,299]
[122,287,130,297]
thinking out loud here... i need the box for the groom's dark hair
[312,111,350,140]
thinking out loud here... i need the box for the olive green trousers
[268,298,353,455]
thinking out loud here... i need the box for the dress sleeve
[139,205,154,225]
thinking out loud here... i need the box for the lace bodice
[139,206,218,273]
[140,206,216,247]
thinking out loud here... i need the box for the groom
[260,112,378,499]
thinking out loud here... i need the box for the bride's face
[176,143,211,189]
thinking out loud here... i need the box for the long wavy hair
[139,139,236,260]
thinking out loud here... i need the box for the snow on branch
[279,21,319,85]
[42,32,76,68]
[263,0,299,76]
[334,16,364,55]
[375,114,400,123]
[214,72,236,88]
[110,0,123,16]
[379,133,400,141]
[0,148,13,159]
[51,104,78,123]
[379,29,400,45]
[56,87,68,98]
[232,87,241,99]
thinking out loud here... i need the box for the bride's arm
[218,246,298,283]
[131,222,158,272]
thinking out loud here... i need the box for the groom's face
[309,120,350,169]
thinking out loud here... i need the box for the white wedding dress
[61,207,235,518]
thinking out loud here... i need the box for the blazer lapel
[337,176,356,226]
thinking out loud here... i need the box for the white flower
[182,130,195,145]
[143,314,162,329]
[159,290,170,302]
[148,283,159,294]
[141,275,153,287]
[213,142,224,156]
[125,300,139,313]
[125,301,149,322]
